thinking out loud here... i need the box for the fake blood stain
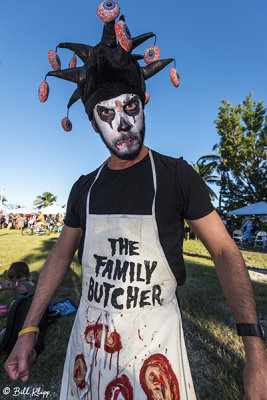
[140,354,180,400]
[105,374,133,400]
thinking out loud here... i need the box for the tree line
[193,92,267,214]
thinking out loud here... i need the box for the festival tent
[229,201,267,216]
[6,207,36,214]
[41,205,66,214]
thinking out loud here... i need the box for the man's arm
[188,210,267,400]
[5,224,82,382]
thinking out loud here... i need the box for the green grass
[0,231,266,399]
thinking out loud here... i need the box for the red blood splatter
[105,374,133,400]
[138,329,143,341]
[140,354,180,400]
[73,354,87,390]
[84,323,122,353]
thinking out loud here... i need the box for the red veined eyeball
[69,54,77,69]
[115,20,132,52]
[38,81,49,103]
[97,1,120,23]
[61,117,72,132]
[48,50,61,71]
[170,67,180,87]
[144,46,160,65]
[145,92,150,105]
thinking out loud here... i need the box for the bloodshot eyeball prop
[97,1,120,23]
[38,0,181,132]
[144,46,160,64]
[38,80,49,103]
[115,18,132,52]
[61,117,72,132]
[48,50,61,71]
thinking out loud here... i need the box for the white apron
[60,150,196,400]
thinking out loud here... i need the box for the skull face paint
[93,94,145,160]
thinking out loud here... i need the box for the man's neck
[107,145,149,170]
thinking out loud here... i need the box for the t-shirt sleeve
[176,160,214,220]
[64,176,84,228]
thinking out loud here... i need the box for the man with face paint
[6,3,267,400]
[92,93,145,161]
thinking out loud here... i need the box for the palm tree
[195,152,230,211]
[192,156,220,200]
[33,192,57,209]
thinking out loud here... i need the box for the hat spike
[57,43,93,63]
[101,21,117,47]
[67,88,81,109]
[115,43,129,66]
[132,54,144,60]
[142,58,174,80]
[131,33,155,51]
[46,66,87,84]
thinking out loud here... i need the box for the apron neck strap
[86,159,108,215]
[87,149,157,215]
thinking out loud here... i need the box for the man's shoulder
[72,167,100,191]
[150,149,189,169]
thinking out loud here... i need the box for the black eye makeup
[123,96,140,117]
[96,105,116,127]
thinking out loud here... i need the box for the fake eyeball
[170,68,180,87]
[115,20,132,52]
[38,80,49,103]
[145,92,150,105]
[69,54,77,69]
[61,117,72,132]
[97,1,120,23]
[144,46,160,65]
[48,50,61,71]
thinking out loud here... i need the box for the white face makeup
[93,93,145,160]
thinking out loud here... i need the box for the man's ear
[91,118,100,133]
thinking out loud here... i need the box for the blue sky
[1,0,266,208]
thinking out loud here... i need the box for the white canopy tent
[41,205,66,215]
[229,201,267,216]
[6,207,36,214]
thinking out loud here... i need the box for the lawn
[0,230,266,399]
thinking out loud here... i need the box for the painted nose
[118,116,132,132]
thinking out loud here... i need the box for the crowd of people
[0,211,65,233]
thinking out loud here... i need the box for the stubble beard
[98,120,146,161]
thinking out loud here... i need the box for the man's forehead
[97,93,137,108]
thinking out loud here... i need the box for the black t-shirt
[65,149,214,285]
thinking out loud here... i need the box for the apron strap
[148,149,157,217]
[86,160,108,213]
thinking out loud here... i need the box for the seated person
[6,262,36,306]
